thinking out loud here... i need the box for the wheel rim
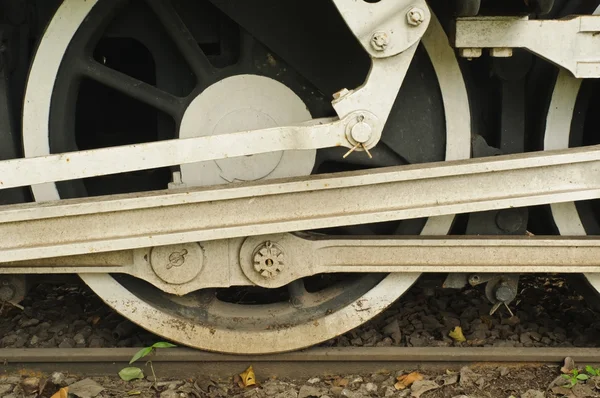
[22,0,470,353]
[543,3,600,295]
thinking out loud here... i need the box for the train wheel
[540,2,600,298]
[23,0,470,353]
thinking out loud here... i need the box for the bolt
[489,48,513,58]
[333,88,350,100]
[407,7,425,26]
[350,118,373,144]
[370,31,390,52]
[253,241,285,279]
[458,48,482,59]
[166,249,188,269]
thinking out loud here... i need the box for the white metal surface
[178,74,315,186]
[4,116,351,190]
[331,0,430,58]
[454,15,600,78]
[4,235,600,294]
[545,5,600,296]
[2,146,600,263]
[240,234,600,288]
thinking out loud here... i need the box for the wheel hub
[179,74,315,187]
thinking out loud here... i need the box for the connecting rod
[0,145,599,263]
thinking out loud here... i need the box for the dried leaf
[395,372,424,390]
[51,387,69,398]
[127,391,141,396]
[561,357,575,374]
[333,378,349,387]
[449,326,466,342]
[68,379,105,398]
[411,380,440,398]
[90,316,101,325]
[239,366,256,387]
[118,367,145,381]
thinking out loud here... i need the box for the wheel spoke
[78,59,185,119]
[144,0,216,82]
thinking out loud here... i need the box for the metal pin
[362,144,373,159]
[489,301,514,317]
[343,143,361,158]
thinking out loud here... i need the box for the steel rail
[1,347,599,379]
[1,145,600,263]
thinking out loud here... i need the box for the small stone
[29,335,39,346]
[520,332,533,345]
[501,316,520,326]
[467,330,487,341]
[21,377,40,395]
[350,337,363,346]
[349,377,363,386]
[383,386,396,397]
[0,384,13,395]
[382,320,400,336]
[51,372,65,386]
[0,376,20,384]
[541,337,552,345]
[88,337,104,348]
[530,332,542,342]
[340,389,359,398]
[521,389,544,398]
[498,367,509,377]
[13,335,27,348]
[443,316,461,329]
[421,315,443,329]
[58,338,75,348]
[364,383,377,393]
[160,390,181,398]
[0,334,17,346]
[298,385,326,398]
[307,378,321,385]
[329,386,343,397]
[73,333,86,346]
[20,318,40,328]
[376,337,393,347]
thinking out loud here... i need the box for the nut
[407,7,425,26]
[370,31,390,52]
[253,241,285,279]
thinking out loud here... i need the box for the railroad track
[2,347,600,379]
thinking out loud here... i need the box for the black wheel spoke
[145,0,216,82]
[237,29,255,68]
[78,59,185,119]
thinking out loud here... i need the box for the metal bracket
[331,0,430,58]
[454,15,600,78]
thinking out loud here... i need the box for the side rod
[0,145,599,262]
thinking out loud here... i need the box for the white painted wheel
[543,5,600,296]
[22,0,470,353]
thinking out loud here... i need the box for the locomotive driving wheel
[538,1,600,300]
[23,0,470,353]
